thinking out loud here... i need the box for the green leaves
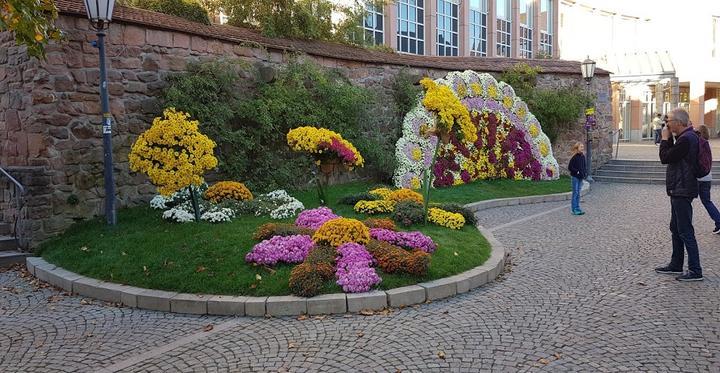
[0,0,63,59]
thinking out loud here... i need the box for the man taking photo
[655,108,703,281]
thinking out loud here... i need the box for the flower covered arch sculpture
[394,70,560,189]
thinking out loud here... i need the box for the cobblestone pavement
[1,183,719,372]
[616,138,720,160]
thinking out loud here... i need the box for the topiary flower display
[204,181,253,203]
[129,108,217,196]
[313,217,370,247]
[129,108,217,220]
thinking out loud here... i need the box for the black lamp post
[581,57,596,182]
[83,0,117,225]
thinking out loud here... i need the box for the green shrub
[338,192,378,206]
[162,58,402,190]
[120,0,211,24]
[391,200,425,227]
[501,62,593,142]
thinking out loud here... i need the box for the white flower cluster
[150,195,169,210]
[256,190,305,220]
[200,207,235,223]
[162,207,196,223]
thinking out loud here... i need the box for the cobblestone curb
[26,187,589,317]
[463,180,590,213]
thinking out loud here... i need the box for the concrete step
[0,236,18,251]
[594,175,720,185]
[601,164,720,172]
[0,251,31,268]
[0,223,10,236]
[596,170,665,178]
[593,176,667,185]
[611,159,720,166]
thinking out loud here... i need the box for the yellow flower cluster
[529,123,539,138]
[129,108,218,196]
[387,188,424,204]
[419,78,477,143]
[286,126,364,168]
[410,177,422,190]
[204,181,253,203]
[313,218,370,247]
[503,96,514,109]
[427,208,465,230]
[540,142,549,157]
[369,188,393,199]
[354,200,396,214]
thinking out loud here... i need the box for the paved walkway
[1,183,719,372]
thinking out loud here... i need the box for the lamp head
[581,56,596,84]
[84,0,116,30]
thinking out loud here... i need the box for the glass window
[397,0,425,55]
[540,0,553,57]
[469,0,487,56]
[436,0,459,56]
[713,16,720,58]
[519,0,533,58]
[363,3,385,46]
[496,0,511,57]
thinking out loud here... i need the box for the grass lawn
[40,177,570,296]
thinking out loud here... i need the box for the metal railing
[0,166,28,250]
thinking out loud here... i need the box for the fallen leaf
[121,252,127,256]
[356,331,364,338]
[196,265,206,273]
[249,284,257,289]
[80,299,93,305]
[142,266,148,272]
[437,351,446,360]
[313,315,326,320]
[359,309,374,316]
[553,353,562,360]
[538,358,550,365]
[288,342,297,349]
[80,246,89,252]
[203,324,214,332]
[255,274,262,281]
[297,315,308,321]
[453,251,459,256]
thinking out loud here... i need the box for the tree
[0,0,62,58]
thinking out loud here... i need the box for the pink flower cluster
[335,242,381,293]
[326,138,358,165]
[245,235,314,265]
[369,228,437,253]
[295,207,339,230]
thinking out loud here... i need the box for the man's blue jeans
[698,181,720,229]
[654,129,662,144]
[669,197,702,275]
[571,176,582,212]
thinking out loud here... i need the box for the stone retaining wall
[0,6,611,247]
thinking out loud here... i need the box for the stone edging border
[25,182,589,317]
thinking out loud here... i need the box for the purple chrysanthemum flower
[245,235,314,266]
[295,207,339,230]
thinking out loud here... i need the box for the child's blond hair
[570,141,583,154]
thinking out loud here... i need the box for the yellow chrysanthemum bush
[204,181,253,203]
[427,207,466,230]
[418,78,477,222]
[387,188,424,204]
[313,218,370,247]
[129,108,217,220]
[354,200,396,215]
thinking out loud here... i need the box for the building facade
[557,0,720,140]
[359,0,559,59]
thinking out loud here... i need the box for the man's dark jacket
[659,126,699,198]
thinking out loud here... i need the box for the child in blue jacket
[568,142,587,215]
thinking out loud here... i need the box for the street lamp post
[83,0,117,225]
[581,57,596,182]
